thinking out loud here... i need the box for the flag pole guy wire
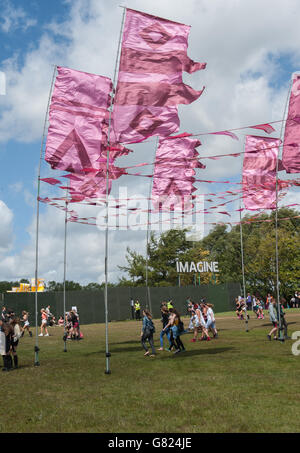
[275,79,292,343]
[240,138,249,332]
[34,64,57,366]
[103,6,126,375]
[145,136,159,313]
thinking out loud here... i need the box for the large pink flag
[45,66,112,173]
[113,9,206,144]
[282,73,300,173]
[242,135,281,210]
[152,136,205,211]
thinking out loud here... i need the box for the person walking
[163,308,186,354]
[267,298,278,341]
[39,309,49,336]
[21,311,32,337]
[158,306,172,351]
[276,300,290,340]
[140,309,156,357]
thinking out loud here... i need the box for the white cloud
[0,1,37,33]
[0,200,14,254]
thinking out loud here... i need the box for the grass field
[1,309,300,433]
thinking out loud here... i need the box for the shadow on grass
[249,321,298,331]
[87,345,235,357]
[158,346,234,359]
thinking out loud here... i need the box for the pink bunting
[210,131,239,140]
[40,178,61,185]
[249,123,275,134]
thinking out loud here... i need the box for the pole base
[34,362,40,367]
[105,370,111,375]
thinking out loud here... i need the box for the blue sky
[0,0,299,284]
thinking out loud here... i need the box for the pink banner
[113,9,205,144]
[45,66,112,173]
[152,135,205,211]
[282,73,300,173]
[242,135,281,210]
[67,144,131,201]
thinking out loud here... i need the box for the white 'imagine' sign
[176,261,219,273]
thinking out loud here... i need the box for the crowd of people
[0,304,83,371]
[234,292,292,341]
[140,298,218,357]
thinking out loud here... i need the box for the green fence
[3,282,240,326]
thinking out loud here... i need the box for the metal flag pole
[275,78,292,343]
[63,186,69,352]
[240,137,248,332]
[34,64,57,366]
[145,137,159,313]
[239,204,248,332]
[103,6,126,375]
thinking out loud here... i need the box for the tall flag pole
[34,64,57,366]
[63,184,69,353]
[275,78,292,342]
[145,137,159,313]
[240,138,248,332]
[103,6,126,375]
[239,203,248,332]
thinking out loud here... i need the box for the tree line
[119,208,300,300]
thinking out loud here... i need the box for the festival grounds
[1,309,300,433]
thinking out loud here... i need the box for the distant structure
[7,278,45,293]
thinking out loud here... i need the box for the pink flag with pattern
[45,66,112,173]
[242,135,281,210]
[282,73,300,173]
[113,9,206,144]
[152,135,205,211]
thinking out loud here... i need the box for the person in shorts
[267,298,278,341]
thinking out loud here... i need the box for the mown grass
[1,309,300,433]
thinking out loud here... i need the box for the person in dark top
[158,306,172,351]
[0,318,14,371]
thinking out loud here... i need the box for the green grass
[1,309,300,433]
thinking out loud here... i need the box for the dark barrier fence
[3,282,240,326]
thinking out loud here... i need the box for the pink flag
[282,73,300,173]
[67,144,131,201]
[152,135,205,211]
[113,9,205,144]
[45,66,112,173]
[242,135,281,210]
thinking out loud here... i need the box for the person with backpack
[140,309,156,357]
[163,308,186,354]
